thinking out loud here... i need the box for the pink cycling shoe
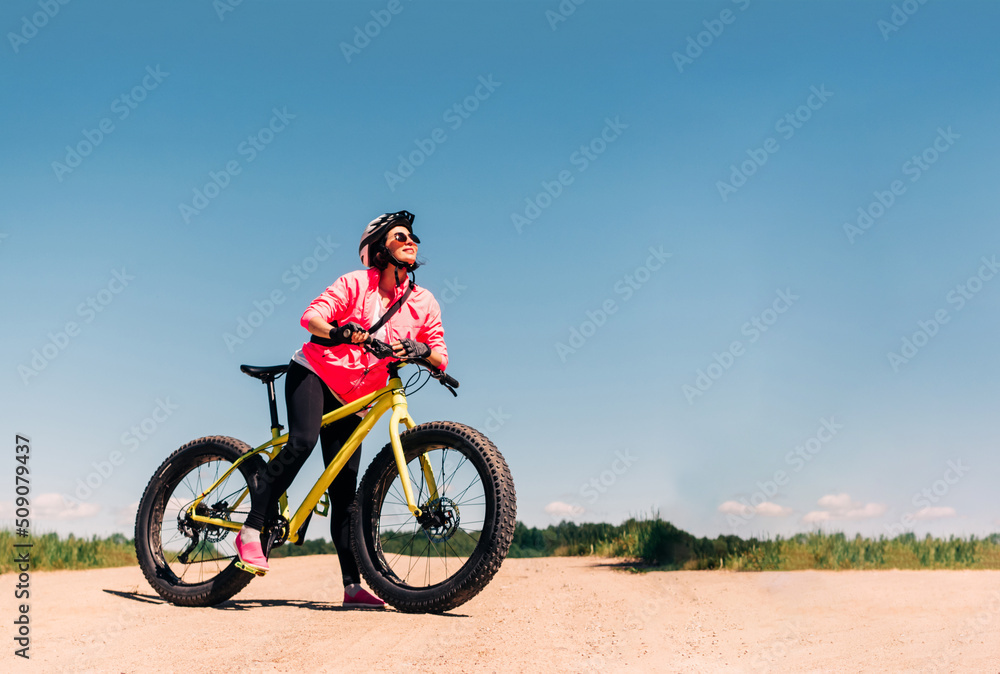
[344,585,385,609]
[234,529,269,575]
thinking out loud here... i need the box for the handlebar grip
[362,337,459,389]
[363,336,395,360]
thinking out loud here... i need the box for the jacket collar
[366,266,410,300]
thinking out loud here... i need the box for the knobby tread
[352,421,517,613]
[134,435,263,607]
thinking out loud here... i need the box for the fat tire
[351,421,516,613]
[134,435,270,607]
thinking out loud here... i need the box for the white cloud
[817,493,855,511]
[718,501,753,516]
[718,500,791,517]
[544,501,584,517]
[34,493,100,519]
[913,506,957,520]
[755,502,793,517]
[802,494,886,523]
[802,510,831,523]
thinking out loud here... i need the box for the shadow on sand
[101,588,469,616]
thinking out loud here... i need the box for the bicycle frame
[186,365,440,545]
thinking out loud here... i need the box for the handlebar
[335,330,459,394]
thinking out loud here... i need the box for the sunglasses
[391,231,420,245]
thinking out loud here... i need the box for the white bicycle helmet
[359,210,416,268]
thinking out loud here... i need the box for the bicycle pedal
[235,560,267,577]
[314,493,330,517]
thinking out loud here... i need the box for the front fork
[389,389,439,517]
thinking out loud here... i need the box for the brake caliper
[416,497,460,543]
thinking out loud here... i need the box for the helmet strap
[383,245,415,288]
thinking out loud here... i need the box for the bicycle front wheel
[352,421,516,613]
[134,435,271,607]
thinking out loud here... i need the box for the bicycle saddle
[239,364,289,381]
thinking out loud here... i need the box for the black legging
[244,360,363,586]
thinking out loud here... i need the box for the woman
[234,210,448,608]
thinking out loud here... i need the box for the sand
[3,555,998,673]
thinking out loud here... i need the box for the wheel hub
[176,501,232,543]
[417,497,460,543]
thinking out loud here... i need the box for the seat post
[239,364,288,433]
[265,377,282,432]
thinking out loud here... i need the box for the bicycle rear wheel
[352,421,516,613]
[134,436,271,607]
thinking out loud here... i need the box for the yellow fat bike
[134,338,516,613]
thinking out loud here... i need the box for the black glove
[329,322,367,345]
[396,338,431,360]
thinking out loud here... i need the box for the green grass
[719,530,1000,571]
[5,519,1000,573]
[513,516,1000,571]
[0,530,136,574]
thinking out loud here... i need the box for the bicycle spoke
[383,522,419,570]
[151,456,250,585]
[372,444,490,589]
[403,533,422,582]
[449,475,481,503]
[438,455,468,498]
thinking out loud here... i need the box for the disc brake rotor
[418,497,460,543]
[176,501,232,543]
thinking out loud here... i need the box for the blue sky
[2,0,999,541]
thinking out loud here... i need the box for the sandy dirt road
[3,555,999,673]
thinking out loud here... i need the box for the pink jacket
[300,268,448,404]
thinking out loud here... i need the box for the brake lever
[363,337,396,360]
[362,336,460,395]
